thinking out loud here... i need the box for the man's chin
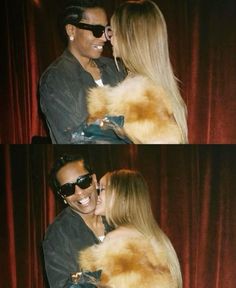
[72,205,96,215]
[91,51,103,59]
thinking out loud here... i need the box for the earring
[63,199,67,204]
[69,35,74,41]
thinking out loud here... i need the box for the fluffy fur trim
[79,237,173,288]
[87,75,182,143]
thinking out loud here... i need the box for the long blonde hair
[105,169,183,288]
[111,0,188,143]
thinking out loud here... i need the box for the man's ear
[57,191,68,204]
[63,197,68,204]
[65,24,76,38]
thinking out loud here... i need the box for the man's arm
[39,74,88,144]
[43,238,78,288]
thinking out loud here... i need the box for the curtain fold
[0,0,46,143]
[3,146,17,288]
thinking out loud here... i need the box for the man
[42,154,111,288]
[39,0,126,143]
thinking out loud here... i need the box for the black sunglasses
[58,173,93,197]
[75,22,112,40]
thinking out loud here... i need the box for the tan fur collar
[87,75,182,144]
[79,236,173,288]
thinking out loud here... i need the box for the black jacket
[42,207,112,288]
[39,49,126,143]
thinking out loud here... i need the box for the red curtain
[0,144,235,287]
[0,0,236,143]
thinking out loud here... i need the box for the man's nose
[74,185,85,195]
[100,31,107,42]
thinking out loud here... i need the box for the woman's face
[110,27,120,58]
[94,173,108,216]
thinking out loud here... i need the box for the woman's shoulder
[116,74,168,101]
[80,232,152,268]
[79,232,172,288]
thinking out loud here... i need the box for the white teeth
[79,197,90,206]
[94,45,103,50]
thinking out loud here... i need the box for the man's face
[71,7,108,60]
[56,160,98,215]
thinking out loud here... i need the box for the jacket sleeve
[42,238,78,288]
[39,73,88,144]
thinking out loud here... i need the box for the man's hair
[59,0,105,43]
[50,154,92,193]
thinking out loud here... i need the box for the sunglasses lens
[59,174,92,197]
[77,23,105,38]
[77,175,92,189]
[60,184,75,197]
[93,27,104,38]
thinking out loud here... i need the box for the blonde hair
[105,169,183,288]
[111,0,188,143]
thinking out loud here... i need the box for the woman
[76,169,182,288]
[87,0,188,143]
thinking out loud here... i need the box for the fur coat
[79,236,174,288]
[87,75,182,144]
